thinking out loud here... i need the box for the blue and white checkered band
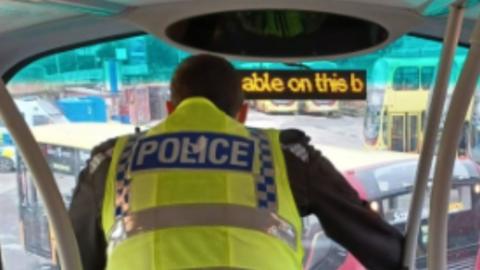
[249,128,277,211]
[115,134,143,219]
[130,132,255,173]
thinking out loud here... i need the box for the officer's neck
[166,98,248,124]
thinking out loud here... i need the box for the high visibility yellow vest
[102,97,304,270]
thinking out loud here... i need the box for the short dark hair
[170,54,243,116]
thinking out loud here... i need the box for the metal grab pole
[428,17,480,270]
[403,3,465,269]
[0,81,83,270]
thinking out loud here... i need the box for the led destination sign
[239,70,366,100]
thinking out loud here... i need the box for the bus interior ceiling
[0,0,477,75]
[1,1,480,270]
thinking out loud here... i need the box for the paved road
[247,110,364,149]
[0,173,50,270]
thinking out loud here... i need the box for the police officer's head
[170,54,248,121]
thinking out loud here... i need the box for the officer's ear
[166,101,175,115]
[236,103,249,123]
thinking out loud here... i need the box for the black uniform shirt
[68,129,404,270]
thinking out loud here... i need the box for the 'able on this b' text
[241,72,365,94]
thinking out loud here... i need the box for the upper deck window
[393,66,419,90]
[421,66,435,90]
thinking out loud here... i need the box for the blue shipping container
[57,96,107,123]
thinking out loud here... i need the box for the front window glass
[1,33,477,270]
[381,185,474,263]
[382,186,473,225]
[393,66,420,90]
[421,66,435,90]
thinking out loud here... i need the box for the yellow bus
[363,56,474,153]
[16,123,135,267]
[299,100,340,116]
[254,100,299,114]
[298,61,341,117]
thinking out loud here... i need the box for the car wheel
[0,157,14,172]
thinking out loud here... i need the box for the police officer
[69,54,404,270]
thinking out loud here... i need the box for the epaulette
[280,129,310,163]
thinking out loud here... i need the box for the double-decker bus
[2,3,480,269]
[363,55,475,153]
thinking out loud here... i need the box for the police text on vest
[131,132,255,172]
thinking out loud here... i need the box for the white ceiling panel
[338,0,429,9]
[110,0,184,6]
[0,0,478,78]
[124,0,426,62]
[110,0,430,9]
[0,1,80,34]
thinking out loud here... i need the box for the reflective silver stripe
[262,168,275,177]
[108,204,296,252]
[284,143,309,162]
[89,152,106,174]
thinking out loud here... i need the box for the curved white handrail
[403,3,465,269]
[0,80,83,270]
[428,16,480,270]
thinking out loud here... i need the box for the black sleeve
[280,129,404,270]
[68,139,116,270]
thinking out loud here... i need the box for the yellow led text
[241,72,365,94]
